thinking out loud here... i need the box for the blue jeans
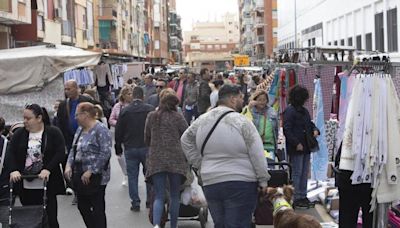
[124,147,150,207]
[184,105,198,125]
[289,152,310,201]
[203,181,258,228]
[152,172,182,228]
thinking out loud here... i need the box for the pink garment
[108,102,128,127]
[176,81,184,101]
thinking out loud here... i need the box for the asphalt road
[57,153,211,228]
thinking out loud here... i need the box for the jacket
[115,100,155,153]
[171,79,187,106]
[57,95,93,149]
[197,80,211,114]
[181,106,270,187]
[0,136,11,199]
[146,94,160,108]
[142,84,157,103]
[67,123,112,185]
[183,81,199,107]
[242,106,278,150]
[283,105,319,155]
[108,101,129,127]
[8,126,66,195]
[144,110,189,180]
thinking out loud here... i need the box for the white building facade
[278,0,399,55]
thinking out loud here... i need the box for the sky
[176,0,239,31]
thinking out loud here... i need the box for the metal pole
[374,203,390,228]
[294,0,297,49]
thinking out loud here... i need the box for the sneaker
[293,199,309,209]
[122,176,128,186]
[65,187,74,195]
[130,206,140,212]
[154,225,160,228]
[302,198,315,207]
[72,195,78,205]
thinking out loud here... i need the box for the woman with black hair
[283,86,320,209]
[9,104,66,228]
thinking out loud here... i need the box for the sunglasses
[156,86,164,88]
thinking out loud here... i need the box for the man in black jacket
[115,87,154,211]
[56,80,92,199]
[197,68,211,115]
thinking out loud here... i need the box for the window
[375,12,384,52]
[328,42,332,46]
[348,37,353,46]
[312,38,316,46]
[334,41,338,46]
[155,40,160,50]
[356,35,362,50]
[229,30,232,34]
[221,44,227,49]
[207,45,213,49]
[200,45,205,50]
[366,33,372,51]
[387,8,398,52]
[215,44,220,50]
[340,39,345,46]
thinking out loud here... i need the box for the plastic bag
[190,175,207,207]
[181,186,192,206]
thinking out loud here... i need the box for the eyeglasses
[156,86,164,88]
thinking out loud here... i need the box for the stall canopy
[0,44,101,94]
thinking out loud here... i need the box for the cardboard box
[330,197,340,210]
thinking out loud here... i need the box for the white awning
[0,45,101,94]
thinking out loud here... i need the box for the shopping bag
[190,176,207,207]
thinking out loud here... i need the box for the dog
[266,185,322,228]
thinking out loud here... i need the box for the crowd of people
[0,66,320,228]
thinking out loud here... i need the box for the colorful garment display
[311,78,329,181]
[325,119,339,162]
[64,68,94,85]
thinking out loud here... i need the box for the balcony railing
[99,39,118,49]
[254,0,264,11]
[253,35,264,44]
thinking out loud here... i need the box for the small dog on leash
[266,185,322,228]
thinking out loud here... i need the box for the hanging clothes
[63,68,94,86]
[325,119,339,162]
[339,73,400,210]
[311,78,328,181]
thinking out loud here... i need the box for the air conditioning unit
[54,8,62,19]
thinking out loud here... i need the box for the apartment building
[144,0,169,64]
[183,13,240,72]
[0,0,32,49]
[238,0,278,65]
[278,0,399,57]
[168,0,183,64]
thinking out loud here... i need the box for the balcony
[99,39,118,49]
[253,35,264,45]
[253,0,264,12]
[253,17,264,28]
[0,0,11,13]
[98,5,117,20]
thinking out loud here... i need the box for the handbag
[305,130,319,152]
[71,130,104,195]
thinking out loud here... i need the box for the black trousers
[338,183,373,228]
[77,185,107,228]
[20,189,59,228]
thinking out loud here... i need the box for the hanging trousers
[338,183,373,228]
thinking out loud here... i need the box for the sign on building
[234,55,250,66]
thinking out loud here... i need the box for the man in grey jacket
[181,84,270,228]
[183,73,199,124]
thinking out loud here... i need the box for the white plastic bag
[190,175,207,207]
[181,186,192,206]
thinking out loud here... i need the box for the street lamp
[294,0,297,49]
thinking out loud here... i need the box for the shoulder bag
[194,111,234,186]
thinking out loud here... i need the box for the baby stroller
[252,161,293,226]
[176,200,208,228]
[8,175,48,228]
[176,171,208,228]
